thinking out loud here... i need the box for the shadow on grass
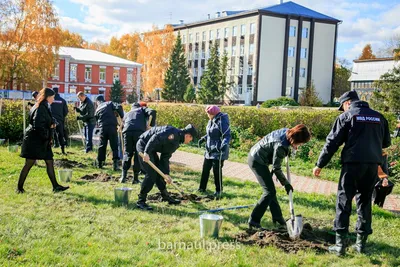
[366,241,400,265]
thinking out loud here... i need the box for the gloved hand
[74,106,79,111]
[94,129,100,135]
[76,116,81,121]
[284,183,294,195]
[198,138,205,148]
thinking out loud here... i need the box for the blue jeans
[84,123,95,152]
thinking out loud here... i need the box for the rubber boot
[213,191,222,199]
[132,172,140,184]
[160,189,181,205]
[119,169,128,183]
[273,217,287,230]
[352,234,368,254]
[136,194,153,210]
[329,232,347,256]
[61,146,66,155]
[113,160,120,171]
[248,219,266,231]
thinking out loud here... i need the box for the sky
[54,0,400,63]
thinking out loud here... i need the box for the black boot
[61,146,66,155]
[113,160,120,171]
[273,217,287,229]
[53,185,70,193]
[160,189,181,205]
[352,234,368,254]
[97,161,104,169]
[132,172,140,184]
[329,232,347,256]
[119,169,128,183]
[136,194,153,210]
[248,219,266,231]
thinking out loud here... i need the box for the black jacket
[76,97,96,125]
[122,103,156,134]
[95,101,124,128]
[317,101,391,168]
[138,125,184,174]
[50,93,68,123]
[21,101,54,160]
[249,128,290,186]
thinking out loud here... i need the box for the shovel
[285,156,303,239]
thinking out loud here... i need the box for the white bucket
[58,169,73,182]
[199,214,224,238]
[114,187,133,206]
[8,145,19,153]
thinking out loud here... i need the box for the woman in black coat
[198,105,231,198]
[17,88,69,193]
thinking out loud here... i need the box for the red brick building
[47,47,141,101]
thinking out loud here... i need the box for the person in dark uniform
[50,87,68,154]
[248,124,311,230]
[94,95,124,170]
[136,124,197,210]
[119,102,156,184]
[313,91,391,256]
[198,105,231,198]
[17,88,69,193]
[75,92,96,153]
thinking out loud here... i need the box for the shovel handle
[286,157,295,221]
[138,152,184,196]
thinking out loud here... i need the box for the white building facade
[173,1,340,105]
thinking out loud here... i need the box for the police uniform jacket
[95,101,124,128]
[122,104,156,134]
[51,93,68,123]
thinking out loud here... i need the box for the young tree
[299,81,323,107]
[183,84,196,103]
[371,67,400,112]
[109,79,124,103]
[359,44,376,60]
[197,42,221,104]
[162,32,190,102]
[333,66,351,97]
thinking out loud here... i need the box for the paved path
[70,135,399,213]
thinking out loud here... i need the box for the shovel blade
[286,215,303,239]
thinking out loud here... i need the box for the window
[201,50,205,59]
[127,68,133,84]
[217,47,221,56]
[216,29,221,39]
[249,43,255,55]
[302,28,309,38]
[85,66,92,82]
[248,65,253,75]
[232,26,237,37]
[239,66,244,75]
[189,33,193,42]
[224,46,228,54]
[300,48,307,59]
[182,34,186,44]
[53,62,59,79]
[286,86,292,96]
[300,67,306,78]
[194,51,199,59]
[193,68,198,77]
[195,33,199,42]
[69,85,76,94]
[247,84,253,92]
[288,46,295,57]
[289,26,296,37]
[113,68,120,82]
[287,67,294,77]
[250,23,256,34]
[241,24,246,36]
[84,86,91,94]
[238,84,243,94]
[209,30,214,40]
[98,87,106,95]
[100,66,106,83]
[224,27,229,38]
[231,45,236,56]
[70,64,77,81]
[202,31,206,40]
[240,44,244,56]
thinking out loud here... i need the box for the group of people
[17,88,393,256]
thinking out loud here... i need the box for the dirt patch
[147,192,215,203]
[235,223,335,254]
[54,159,86,168]
[80,173,118,182]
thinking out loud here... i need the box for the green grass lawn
[0,145,399,266]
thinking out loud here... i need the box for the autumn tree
[137,25,175,97]
[60,29,85,48]
[162,32,190,102]
[359,44,376,60]
[0,0,62,90]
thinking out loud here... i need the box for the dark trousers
[122,131,142,173]
[334,163,378,236]
[248,155,283,224]
[137,140,166,197]
[84,123,95,152]
[97,126,119,162]
[55,122,65,147]
[199,158,224,192]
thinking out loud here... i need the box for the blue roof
[223,10,246,16]
[259,1,339,22]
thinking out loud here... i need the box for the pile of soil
[147,192,215,203]
[54,159,86,168]
[235,223,335,254]
[80,173,118,182]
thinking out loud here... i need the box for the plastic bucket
[114,187,133,206]
[8,145,18,153]
[58,169,72,182]
[199,214,224,238]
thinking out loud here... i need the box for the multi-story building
[349,58,399,101]
[173,1,340,105]
[47,47,142,101]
